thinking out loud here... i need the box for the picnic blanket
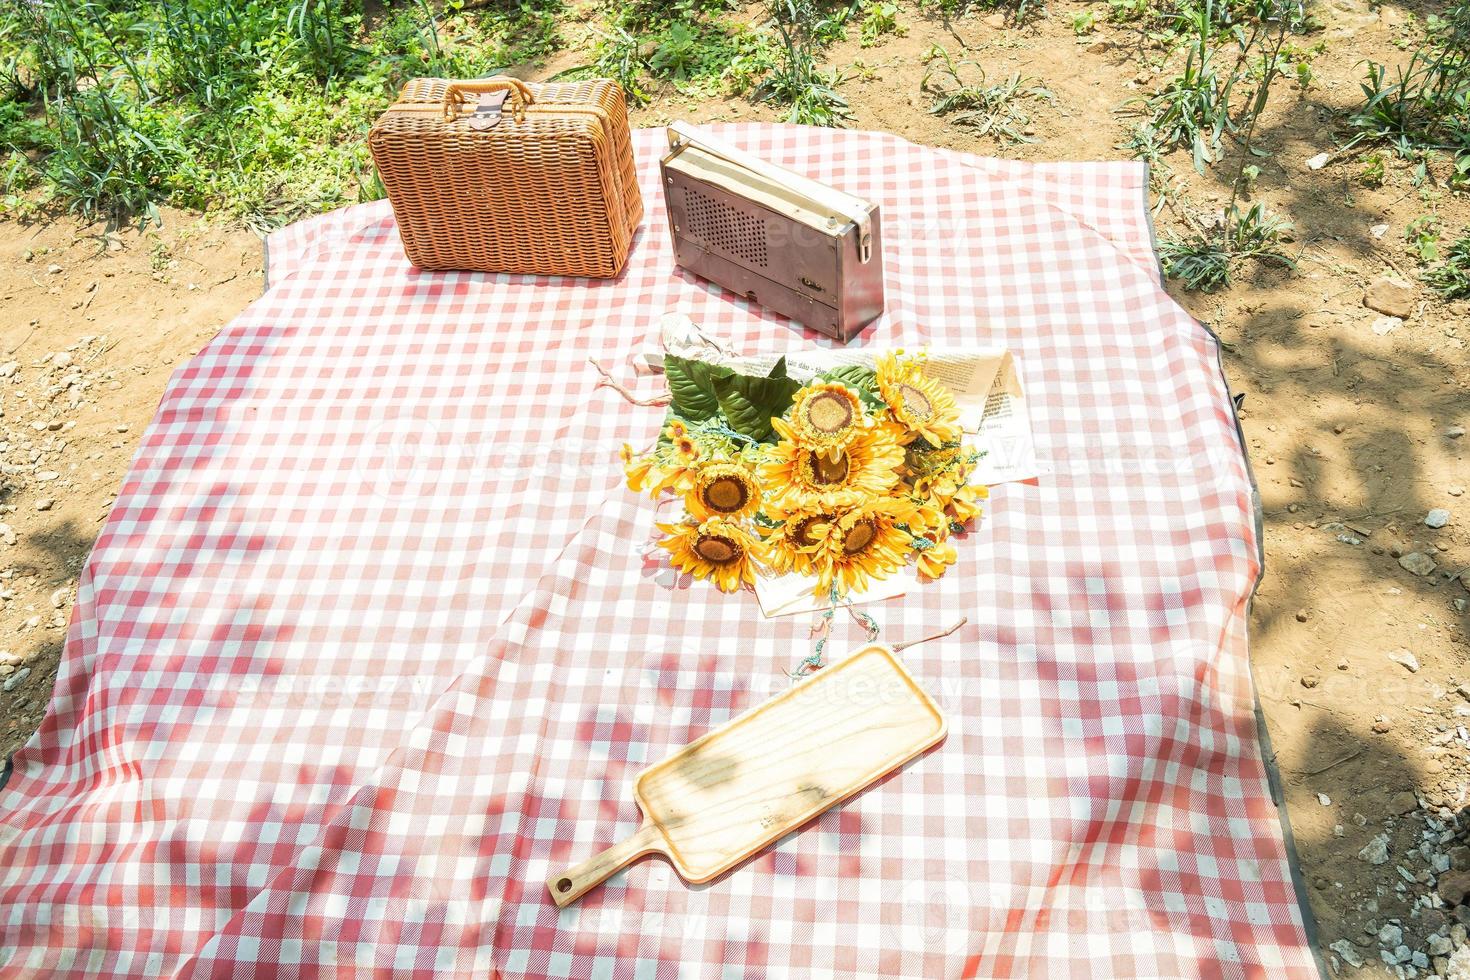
[0,125,1319,977]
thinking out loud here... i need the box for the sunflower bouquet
[621,351,987,599]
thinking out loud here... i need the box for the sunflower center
[897,383,933,420]
[694,534,741,564]
[703,475,749,513]
[792,515,827,547]
[804,392,854,434]
[842,520,878,554]
[810,451,850,485]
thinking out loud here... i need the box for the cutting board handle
[547,823,663,908]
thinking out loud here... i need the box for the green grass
[1159,202,1293,291]
[1424,236,1470,299]
[922,46,1052,144]
[0,0,563,227]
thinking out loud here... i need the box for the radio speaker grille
[683,187,768,267]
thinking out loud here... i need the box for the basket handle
[442,77,535,122]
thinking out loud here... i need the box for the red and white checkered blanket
[0,126,1317,977]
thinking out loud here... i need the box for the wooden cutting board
[546,643,946,906]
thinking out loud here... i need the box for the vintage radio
[660,123,884,341]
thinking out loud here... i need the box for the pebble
[1306,152,1332,170]
[1387,649,1421,673]
[1302,673,1321,688]
[45,263,62,274]
[1364,276,1417,318]
[1331,940,1364,968]
[1450,486,1465,497]
[1370,223,1390,239]
[1295,608,1310,622]
[1399,552,1438,576]
[1379,923,1403,947]
[2,666,30,692]
[1391,789,1419,813]
[1430,934,1453,956]
[1441,869,1470,905]
[34,498,53,511]
[1361,833,1392,864]
[1372,315,1402,335]
[1373,718,1394,734]
[1451,845,1470,870]
[1448,426,1467,439]
[51,351,73,369]
[1330,940,1364,968]
[1426,509,1450,529]
[50,588,67,609]
[0,361,17,378]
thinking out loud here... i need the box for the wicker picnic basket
[369,77,643,277]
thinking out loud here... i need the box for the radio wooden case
[659,123,884,342]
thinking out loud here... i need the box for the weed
[1424,236,1470,299]
[753,0,853,126]
[1072,11,1097,36]
[859,2,904,47]
[1122,0,1237,173]
[1159,202,1293,291]
[1405,214,1441,264]
[1352,3,1470,155]
[1358,151,1386,187]
[922,46,1052,144]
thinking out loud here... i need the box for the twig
[587,357,670,407]
[1285,748,1362,777]
[894,617,968,652]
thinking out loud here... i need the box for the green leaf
[664,354,730,422]
[766,356,789,380]
[820,364,884,411]
[712,373,801,443]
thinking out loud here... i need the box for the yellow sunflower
[947,483,988,524]
[787,383,865,454]
[657,518,763,593]
[915,537,958,581]
[665,419,690,441]
[875,354,962,448]
[761,417,903,511]
[762,503,835,577]
[807,499,911,597]
[620,443,659,493]
[686,461,760,520]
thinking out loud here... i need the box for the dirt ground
[3,0,1469,974]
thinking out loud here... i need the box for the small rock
[35,471,59,482]
[1295,608,1311,622]
[1430,934,1453,956]
[1391,789,1419,814]
[1086,39,1112,53]
[115,424,129,433]
[1387,649,1421,673]
[1364,276,1418,318]
[1307,152,1332,170]
[1441,869,1470,905]
[2,666,30,692]
[50,587,68,609]
[51,351,72,369]
[1338,659,1350,671]
[0,361,17,379]
[1330,940,1364,968]
[1361,833,1391,864]
[1447,426,1466,439]
[1302,674,1321,688]
[1451,845,1470,870]
[1427,509,1451,529]
[1373,718,1393,734]
[34,498,52,512]
[984,12,1006,27]
[1379,923,1404,947]
[1370,223,1390,239]
[1450,486,1465,497]
[1372,315,1403,336]
[1411,949,1428,969]
[1400,552,1438,576]
[45,263,62,275]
